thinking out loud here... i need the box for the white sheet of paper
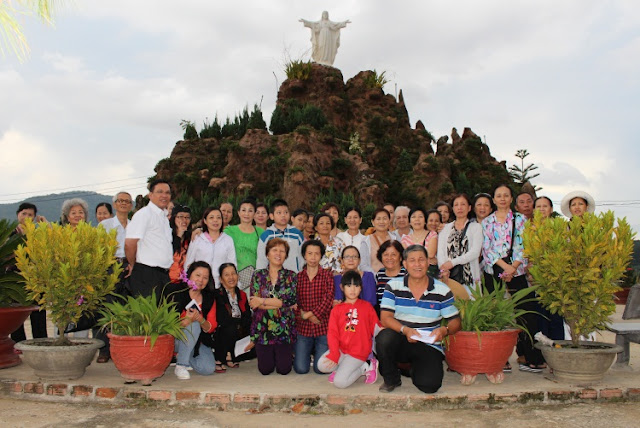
[234,336,251,356]
[185,299,199,310]
[410,329,437,344]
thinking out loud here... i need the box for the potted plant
[614,267,638,305]
[524,211,634,382]
[97,288,185,386]
[444,281,536,385]
[0,219,38,369]
[14,220,121,379]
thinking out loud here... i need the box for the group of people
[10,178,597,393]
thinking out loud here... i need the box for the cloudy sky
[1,1,639,231]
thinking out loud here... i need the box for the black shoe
[379,380,402,393]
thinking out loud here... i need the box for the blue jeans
[175,322,216,375]
[293,334,328,374]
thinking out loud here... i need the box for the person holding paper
[166,261,218,380]
[212,263,252,372]
[376,245,461,393]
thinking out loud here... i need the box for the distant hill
[0,191,114,225]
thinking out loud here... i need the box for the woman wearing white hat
[560,191,595,218]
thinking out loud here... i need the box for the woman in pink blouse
[401,208,439,277]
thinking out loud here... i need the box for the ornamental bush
[523,211,634,346]
[15,220,121,346]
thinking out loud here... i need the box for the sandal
[96,354,110,363]
[519,363,543,373]
[225,359,239,369]
[215,362,226,373]
[503,362,512,373]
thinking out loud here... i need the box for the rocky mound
[153,63,512,211]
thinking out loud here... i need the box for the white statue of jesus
[299,11,351,67]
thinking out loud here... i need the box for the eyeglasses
[115,199,132,204]
[175,215,191,221]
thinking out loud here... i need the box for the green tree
[180,120,198,140]
[508,149,541,191]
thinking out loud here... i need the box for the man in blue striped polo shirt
[377,245,461,393]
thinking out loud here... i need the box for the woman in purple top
[333,246,376,307]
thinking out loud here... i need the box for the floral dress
[250,268,297,345]
[315,234,345,273]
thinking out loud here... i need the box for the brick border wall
[2,380,640,413]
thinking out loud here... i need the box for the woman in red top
[294,240,334,374]
[170,261,218,380]
[318,270,382,388]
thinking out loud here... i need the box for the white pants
[317,351,368,389]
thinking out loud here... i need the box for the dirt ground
[1,397,639,428]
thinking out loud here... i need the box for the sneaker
[519,363,543,373]
[378,380,401,393]
[364,359,378,384]
[328,372,336,383]
[175,365,190,380]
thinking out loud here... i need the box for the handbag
[448,221,471,283]
[492,216,516,281]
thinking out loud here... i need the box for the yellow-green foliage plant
[15,220,122,346]
[523,211,634,347]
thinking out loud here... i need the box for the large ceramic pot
[0,306,37,369]
[108,333,174,386]
[15,338,103,379]
[445,329,519,383]
[535,340,622,383]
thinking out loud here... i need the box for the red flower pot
[108,333,174,385]
[445,329,519,377]
[0,306,37,369]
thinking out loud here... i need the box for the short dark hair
[186,260,213,284]
[322,202,340,214]
[403,244,429,260]
[218,262,238,279]
[95,202,113,215]
[265,237,290,258]
[292,208,308,219]
[492,183,513,198]
[269,198,288,213]
[17,202,37,215]
[313,212,335,229]
[452,193,472,206]
[376,240,405,263]
[202,207,223,235]
[516,191,533,199]
[344,206,362,217]
[434,200,452,214]
[341,270,363,293]
[426,209,442,223]
[301,239,326,258]
[148,178,171,193]
[372,208,391,220]
[408,207,427,222]
[534,196,553,208]
[238,198,257,210]
[341,245,361,259]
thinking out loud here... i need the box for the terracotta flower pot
[0,306,37,369]
[108,333,174,385]
[445,329,519,382]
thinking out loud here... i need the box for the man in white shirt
[95,191,133,362]
[125,180,173,297]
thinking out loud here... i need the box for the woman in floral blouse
[313,213,345,274]
[481,184,543,373]
[248,238,297,375]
